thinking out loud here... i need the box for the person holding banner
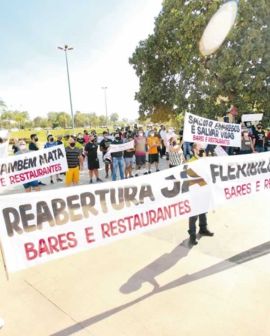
[240,130,255,155]
[111,132,125,181]
[16,140,41,192]
[252,123,265,153]
[188,143,214,245]
[100,131,113,178]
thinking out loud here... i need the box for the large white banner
[0,145,68,189]
[0,151,270,273]
[183,112,241,147]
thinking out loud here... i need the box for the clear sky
[0,0,163,120]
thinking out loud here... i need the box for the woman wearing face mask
[16,140,40,192]
[44,135,62,184]
[168,137,185,168]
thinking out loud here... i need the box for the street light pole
[58,45,75,130]
[101,86,108,127]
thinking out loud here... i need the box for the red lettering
[24,242,38,260]
[85,227,95,244]
[101,223,111,238]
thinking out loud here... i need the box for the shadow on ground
[50,241,270,336]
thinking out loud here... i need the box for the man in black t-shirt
[99,131,113,178]
[253,123,265,152]
[85,134,102,184]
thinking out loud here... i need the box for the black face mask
[115,136,120,140]
[70,143,76,148]
[199,149,204,157]
[34,137,38,142]
[49,138,54,142]
[172,141,177,146]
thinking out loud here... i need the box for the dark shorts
[88,158,100,170]
[23,180,39,189]
[148,153,159,163]
[135,155,146,167]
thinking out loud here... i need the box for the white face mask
[19,144,26,150]
[138,133,143,137]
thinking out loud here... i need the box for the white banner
[0,145,68,189]
[0,151,270,273]
[241,113,263,122]
[109,140,134,153]
[183,112,241,147]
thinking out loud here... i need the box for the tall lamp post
[58,45,75,130]
[101,86,108,127]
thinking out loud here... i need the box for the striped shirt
[169,150,185,166]
[65,146,82,168]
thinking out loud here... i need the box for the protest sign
[241,114,263,122]
[109,140,134,153]
[0,145,68,189]
[183,112,241,147]
[0,151,270,273]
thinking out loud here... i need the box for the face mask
[199,149,204,157]
[49,138,54,142]
[115,136,120,140]
[34,137,38,142]
[138,133,143,137]
[19,144,26,150]
[70,143,76,148]
[172,141,177,146]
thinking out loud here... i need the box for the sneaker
[189,237,198,245]
[89,179,93,184]
[38,182,46,186]
[156,169,160,172]
[50,180,54,184]
[148,171,151,174]
[96,178,103,182]
[144,172,148,175]
[105,174,109,178]
[135,174,139,177]
[57,178,63,182]
[199,229,214,236]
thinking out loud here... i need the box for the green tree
[110,113,119,124]
[130,0,270,121]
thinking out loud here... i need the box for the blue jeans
[112,156,124,181]
[183,142,192,160]
[255,146,265,153]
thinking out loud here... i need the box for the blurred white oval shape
[199,1,238,56]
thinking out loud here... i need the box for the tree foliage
[130,0,270,122]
